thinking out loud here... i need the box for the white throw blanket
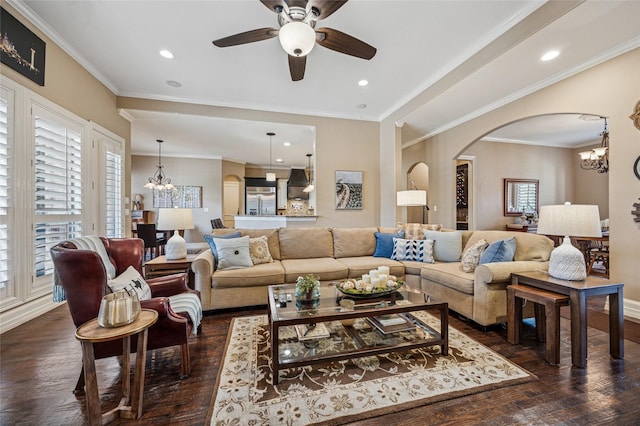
[168,293,203,335]
[53,235,116,302]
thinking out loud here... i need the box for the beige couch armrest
[475,261,549,284]
[191,249,214,309]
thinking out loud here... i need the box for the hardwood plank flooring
[1,303,639,425]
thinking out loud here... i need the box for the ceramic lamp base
[165,231,187,260]
[548,236,586,281]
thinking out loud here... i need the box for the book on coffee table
[368,314,416,334]
[295,323,330,341]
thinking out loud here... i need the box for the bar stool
[507,284,569,365]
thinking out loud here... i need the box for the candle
[369,270,380,279]
[378,266,390,275]
[378,274,388,283]
[362,274,371,283]
[371,277,381,288]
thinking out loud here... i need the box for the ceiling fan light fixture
[279,21,316,57]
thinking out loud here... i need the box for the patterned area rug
[207,313,535,425]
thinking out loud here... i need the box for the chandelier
[579,117,609,173]
[144,139,176,190]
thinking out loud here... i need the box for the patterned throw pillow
[460,239,489,272]
[391,238,435,263]
[397,223,443,240]
[249,236,273,265]
[108,265,152,300]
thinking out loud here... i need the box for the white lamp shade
[157,208,195,231]
[278,21,316,57]
[536,203,601,238]
[397,190,427,206]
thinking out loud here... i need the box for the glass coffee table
[267,282,448,384]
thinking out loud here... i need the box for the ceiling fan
[212,0,377,81]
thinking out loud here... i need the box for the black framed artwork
[1,7,46,86]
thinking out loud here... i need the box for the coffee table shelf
[268,282,448,384]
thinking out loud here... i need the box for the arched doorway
[223,175,241,228]
[406,162,429,224]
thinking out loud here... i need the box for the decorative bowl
[336,280,404,298]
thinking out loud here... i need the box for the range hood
[287,168,309,200]
[287,169,308,187]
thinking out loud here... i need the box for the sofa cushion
[391,238,435,263]
[279,227,334,260]
[332,227,378,258]
[464,230,553,262]
[280,258,348,283]
[213,235,253,270]
[203,232,242,268]
[249,235,273,265]
[212,261,285,289]
[398,223,443,239]
[424,231,462,262]
[460,238,489,272]
[373,231,405,258]
[479,237,516,264]
[420,262,475,295]
[337,256,404,279]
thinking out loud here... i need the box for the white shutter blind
[33,114,82,278]
[105,150,122,238]
[0,92,11,297]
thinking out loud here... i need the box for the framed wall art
[335,170,363,210]
[1,7,46,86]
[153,185,202,208]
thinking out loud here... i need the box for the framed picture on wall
[335,170,363,210]
[0,7,46,86]
[153,185,202,208]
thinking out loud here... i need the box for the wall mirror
[504,178,539,217]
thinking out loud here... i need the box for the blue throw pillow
[373,231,405,258]
[479,237,517,264]
[204,232,242,267]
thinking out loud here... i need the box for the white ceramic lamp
[157,208,195,260]
[536,202,602,281]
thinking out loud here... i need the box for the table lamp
[157,208,195,260]
[536,202,601,280]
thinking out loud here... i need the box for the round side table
[75,309,158,425]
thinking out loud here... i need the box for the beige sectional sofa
[191,226,554,326]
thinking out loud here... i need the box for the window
[33,107,83,281]
[105,149,123,238]
[0,88,12,301]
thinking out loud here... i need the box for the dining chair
[136,223,167,259]
[210,218,225,229]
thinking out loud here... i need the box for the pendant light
[578,117,609,173]
[266,132,276,182]
[303,153,314,192]
[144,139,175,190]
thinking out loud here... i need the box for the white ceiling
[12,0,640,167]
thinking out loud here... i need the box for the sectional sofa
[191,226,554,326]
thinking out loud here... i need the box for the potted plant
[295,274,321,303]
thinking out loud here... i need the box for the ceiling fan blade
[259,0,288,13]
[212,28,278,47]
[316,27,376,60]
[309,0,348,20]
[288,55,306,81]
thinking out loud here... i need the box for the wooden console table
[75,309,158,425]
[144,253,200,288]
[511,271,623,368]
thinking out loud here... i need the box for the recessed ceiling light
[541,50,560,61]
[358,79,368,86]
[283,142,291,147]
[166,80,182,87]
[275,158,284,163]
[356,103,367,109]
[160,49,174,59]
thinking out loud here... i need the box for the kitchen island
[234,215,318,229]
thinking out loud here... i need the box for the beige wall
[404,48,640,302]
[118,97,381,228]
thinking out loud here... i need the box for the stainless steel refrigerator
[245,186,276,215]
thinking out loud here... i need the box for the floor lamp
[397,190,427,223]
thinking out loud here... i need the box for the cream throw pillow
[249,235,273,265]
[460,239,489,272]
[214,235,253,270]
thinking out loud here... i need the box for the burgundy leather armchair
[51,237,200,393]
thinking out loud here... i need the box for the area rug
[207,313,535,425]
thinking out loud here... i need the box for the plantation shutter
[105,149,123,238]
[0,91,11,298]
[33,113,83,279]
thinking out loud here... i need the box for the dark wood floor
[2,299,640,426]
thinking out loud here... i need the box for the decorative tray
[336,280,404,299]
